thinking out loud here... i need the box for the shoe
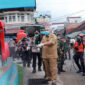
[38,67,42,71]
[27,64,30,67]
[61,69,66,72]
[42,79,50,83]
[52,82,56,85]
[32,68,36,73]
[58,70,61,74]
[82,73,85,76]
[76,70,82,73]
[23,63,26,67]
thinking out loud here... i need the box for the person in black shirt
[18,38,28,67]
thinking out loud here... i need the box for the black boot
[27,63,30,67]
[32,68,36,73]
[82,73,85,76]
[23,62,26,67]
[61,69,66,72]
[38,67,42,71]
[60,65,66,72]
[58,68,61,74]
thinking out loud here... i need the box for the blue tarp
[81,32,85,34]
[66,31,82,38]
[0,0,36,9]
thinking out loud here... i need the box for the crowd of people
[8,28,85,85]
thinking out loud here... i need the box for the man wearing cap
[39,28,58,85]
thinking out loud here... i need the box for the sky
[36,0,85,22]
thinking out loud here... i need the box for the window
[5,17,7,22]
[21,16,24,22]
[13,16,16,22]
[9,16,12,22]
[27,15,31,22]
[18,16,20,22]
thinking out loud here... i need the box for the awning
[66,31,82,38]
[5,28,20,34]
[0,0,36,9]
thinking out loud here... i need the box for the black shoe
[58,70,61,74]
[52,82,56,85]
[76,70,82,73]
[82,73,85,76]
[42,79,50,84]
[27,64,30,67]
[32,69,36,73]
[23,63,26,67]
[38,67,42,71]
[61,69,66,72]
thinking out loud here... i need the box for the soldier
[57,35,65,74]
[63,37,69,59]
[39,28,58,85]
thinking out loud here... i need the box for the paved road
[22,67,63,85]
[14,58,63,85]
[14,58,85,85]
[60,72,85,85]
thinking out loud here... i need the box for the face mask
[64,40,66,42]
[57,37,61,39]
[35,35,38,37]
[10,38,12,40]
[28,38,30,41]
[40,31,50,36]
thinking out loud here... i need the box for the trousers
[32,53,42,68]
[43,58,57,82]
[73,52,85,73]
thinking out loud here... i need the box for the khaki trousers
[43,58,57,82]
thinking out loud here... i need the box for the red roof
[66,23,82,33]
[67,17,81,19]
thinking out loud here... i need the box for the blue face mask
[10,38,12,40]
[40,31,50,36]
[28,38,30,41]
[57,37,62,39]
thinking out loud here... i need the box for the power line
[52,9,85,21]
[52,9,85,20]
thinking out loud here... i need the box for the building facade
[0,0,36,35]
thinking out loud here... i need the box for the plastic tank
[17,30,27,43]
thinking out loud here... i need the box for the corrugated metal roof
[0,0,36,9]
[66,31,82,38]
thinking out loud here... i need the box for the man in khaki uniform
[41,28,58,85]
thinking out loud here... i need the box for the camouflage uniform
[63,40,69,59]
[57,39,65,73]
